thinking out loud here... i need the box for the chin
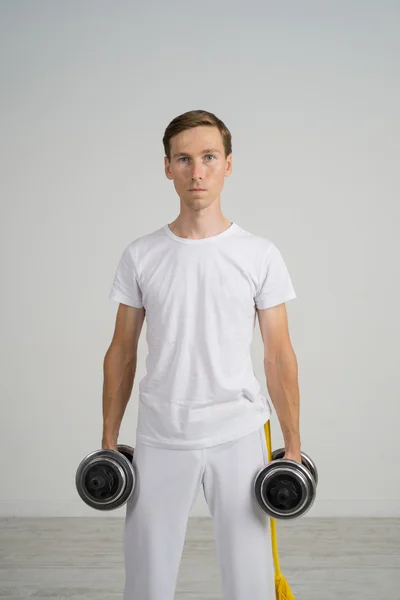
[185,195,207,205]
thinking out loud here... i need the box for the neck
[168,216,232,240]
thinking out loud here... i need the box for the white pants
[123,424,275,600]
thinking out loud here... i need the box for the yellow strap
[264,419,282,577]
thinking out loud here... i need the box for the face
[164,126,232,210]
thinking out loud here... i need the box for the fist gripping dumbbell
[75,444,136,511]
[254,448,318,519]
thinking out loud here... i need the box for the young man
[103,110,301,600]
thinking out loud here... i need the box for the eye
[178,155,215,163]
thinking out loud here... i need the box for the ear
[164,156,173,180]
[225,153,232,177]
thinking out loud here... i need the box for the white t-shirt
[109,222,296,450]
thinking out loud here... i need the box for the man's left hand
[283,451,302,464]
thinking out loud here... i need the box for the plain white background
[1,1,399,518]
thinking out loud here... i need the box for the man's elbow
[264,345,298,370]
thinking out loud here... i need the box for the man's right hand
[102,438,118,451]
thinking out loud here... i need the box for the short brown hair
[163,109,232,162]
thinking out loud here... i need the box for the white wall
[1,1,399,518]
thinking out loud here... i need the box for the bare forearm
[102,345,137,442]
[264,349,301,453]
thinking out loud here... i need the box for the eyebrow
[172,148,220,159]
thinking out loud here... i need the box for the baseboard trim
[0,499,399,518]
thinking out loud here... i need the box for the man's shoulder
[232,224,275,255]
[125,225,167,252]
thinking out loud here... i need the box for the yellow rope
[264,419,296,599]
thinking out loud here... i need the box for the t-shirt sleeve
[108,244,144,308]
[254,243,297,310]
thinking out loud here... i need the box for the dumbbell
[254,448,318,519]
[75,444,136,511]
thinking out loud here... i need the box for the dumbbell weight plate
[254,458,317,519]
[75,446,135,511]
[117,444,134,463]
[271,448,318,486]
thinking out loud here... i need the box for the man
[103,109,301,600]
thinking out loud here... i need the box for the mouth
[189,188,206,192]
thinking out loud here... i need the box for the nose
[191,159,205,181]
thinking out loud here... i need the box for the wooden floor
[0,517,399,599]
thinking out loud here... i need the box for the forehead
[170,126,224,156]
